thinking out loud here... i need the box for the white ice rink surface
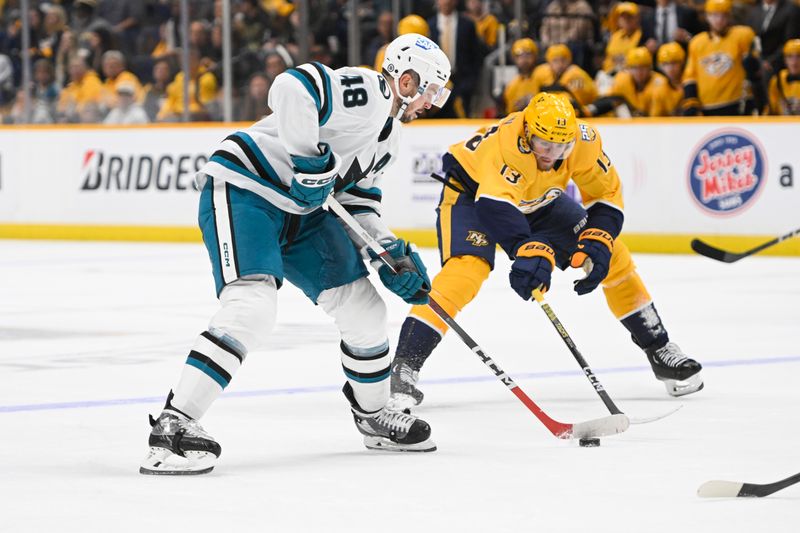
[2,241,799,532]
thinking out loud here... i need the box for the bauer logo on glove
[570,228,613,295]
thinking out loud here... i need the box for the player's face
[786,54,800,75]
[514,52,535,73]
[548,57,570,77]
[530,136,574,170]
[629,65,651,85]
[400,80,450,123]
[659,61,683,80]
[707,12,729,33]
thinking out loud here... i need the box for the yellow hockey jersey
[531,64,598,107]
[449,112,624,216]
[503,74,538,115]
[603,29,643,74]
[608,70,674,116]
[683,26,756,109]
[768,69,800,115]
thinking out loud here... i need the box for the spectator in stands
[682,0,763,115]
[466,0,499,48]
[309,43,334,66]
[603,3,650,76]
[366,11,393,70]
[100,50,143,110]
[104,82,148,124]
[767,39,800,114]
[428,0,483,117]
[191,20,218,67]
[373,14,430,72]
[502,38,538,115]
[38,5,67,61]
[70,0,102,37]
[533,44,597,111]
[31,58,59,121]
[157,47,218,122]
[54,28,78,87]
[80,23,115,76]
[264,50,288,82]
[234,0,272,53]
[744,0,800,75]
[237,72,271,121]
[539,0,596,74]
[57,55,103,123]
[142,58,173,121]
[655,42,686,115]
[0,52,14,107]
[96,0,145,55]
[642,0,705,53]
[8,88,55,124]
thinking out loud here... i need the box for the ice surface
[1,241,798,532]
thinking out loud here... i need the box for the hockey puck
[579,438,600,447]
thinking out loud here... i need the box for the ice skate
[343,383,436,452]
[139,411,221,475]
[645,342,704,397]
[388,357,424,410]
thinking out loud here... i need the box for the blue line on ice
[2,355,798,414]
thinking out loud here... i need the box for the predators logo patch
[466,230,490,247]
[700,53,734,77]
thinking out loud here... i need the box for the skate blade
[139,447,216,475]
[661,374,704,397]
[386,393,420,411]
[363,436,437,452]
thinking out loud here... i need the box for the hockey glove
[369,239,431,305]
[570,229,613,295]
[289,142,340,208]
[509,239,555,300]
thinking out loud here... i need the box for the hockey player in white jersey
[140,34,451,475]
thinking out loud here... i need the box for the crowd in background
[0,0,798,125]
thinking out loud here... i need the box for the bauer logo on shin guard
[687,129,767,216]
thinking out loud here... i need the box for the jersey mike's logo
[687,129,767,215]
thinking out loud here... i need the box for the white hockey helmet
[382,33,452,118]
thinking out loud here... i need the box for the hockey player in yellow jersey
[388,92,704,410]
[503,38,539,115]
[604,47,673,116]
[767,39,800,115]
[531,44,598,110]
[682,0,764,115]
[602,3,647,75]
[655,42,686,115]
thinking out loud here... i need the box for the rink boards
[0,117,798,255]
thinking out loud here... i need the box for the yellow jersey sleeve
[571,121,624,212]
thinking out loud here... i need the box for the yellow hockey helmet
[616,2,640,17]
[784,39,800,57]
[397,14,430,37]
[656,42,686,64]
[512,38,538,57]
[545,44,572,63]
[626,46,653,68]
[523,92,577,160]
[705,0,732,14]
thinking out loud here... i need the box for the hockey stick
[531,289,681,425]
[698,471,800,498]
[326,197,629,440]
[690,227,800,263]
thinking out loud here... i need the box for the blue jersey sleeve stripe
[209,153,301,205]
[311,62,333,126]
[286,68,321,111]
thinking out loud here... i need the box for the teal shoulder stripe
[286,69,321,111]
[312,62,334,126]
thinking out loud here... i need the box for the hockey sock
[169,331,245,420]
[340,340,391,412]
[620,302,669,351]
[394,317,442,372]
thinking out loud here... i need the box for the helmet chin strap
[392,75,417,120]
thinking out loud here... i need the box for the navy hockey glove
[369,239,431,305]
[289,142,340,208]
[509,239,555,300]
[570,229,613,295]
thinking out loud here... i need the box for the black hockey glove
[509,239,555,300]
[570,229,613,295]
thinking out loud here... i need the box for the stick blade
[690,239,741,263]
[570,413,630,439]
[697,480,746,498]
[629,404,683,425]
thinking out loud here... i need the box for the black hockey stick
[698,471,800,497]
[691,227,800,263]
[532,289,680,425]
[326,197,629,440]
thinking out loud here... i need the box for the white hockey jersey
[197,63,400,242]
